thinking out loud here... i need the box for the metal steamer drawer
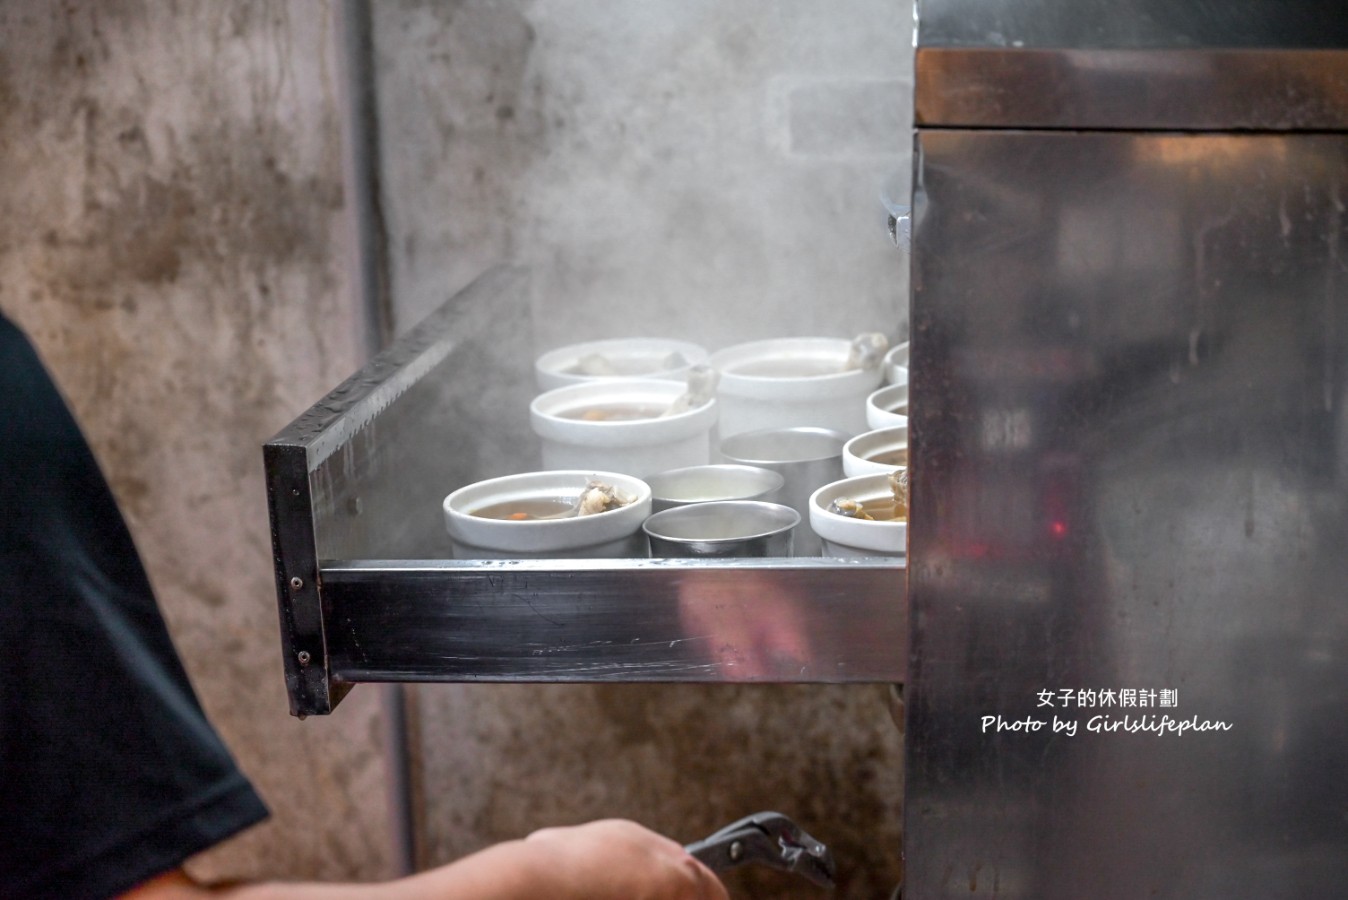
[264,267,908,717]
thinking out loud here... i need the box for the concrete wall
[0,1,396,884]
[377,0,912,350]
[373,2,914,896]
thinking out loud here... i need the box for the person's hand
[522,819,729,900]
[116,820,729,900]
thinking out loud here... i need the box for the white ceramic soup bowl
[843,425,909,477]
[530,379,717,478]
[883,341,909,385]
[443,470,652,559]
[708,337,884,438]
[534,338,708,392]
[809,472,908,560]
[865,383,909,431]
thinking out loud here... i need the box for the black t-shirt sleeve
[0,314,269,899]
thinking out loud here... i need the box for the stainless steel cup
[645,464,786,513]
[718,426,850,557]
[642,500,799,558]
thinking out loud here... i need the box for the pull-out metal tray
[265,267,907,716]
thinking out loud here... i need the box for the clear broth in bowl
[854,498,907,521]
[472,497,575,520]
[733,358,841,378]
[868,448,908,467]
[557,403,666,421]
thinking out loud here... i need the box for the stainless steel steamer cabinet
[266,2,1348,896]
[905,1,1348,897]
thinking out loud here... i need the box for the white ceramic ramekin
[865,383,909,431]
[534,338,708,392]
[530,379,717,478]
[709,337,884,439]
[809,473,908,560]
[443,470,652,558]
[843,425,909,477]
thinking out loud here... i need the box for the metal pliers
[685,811,837,889]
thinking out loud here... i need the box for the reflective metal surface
[322,558,905,682]
[916,0,1348,50]
[916,48,1348,131]
[266,267,536,714]
[905,128,1348,896]
[915,0,1348,131]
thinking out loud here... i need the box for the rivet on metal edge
[297,650,311,666]
[290,576,304,590]
[729,840,744,862]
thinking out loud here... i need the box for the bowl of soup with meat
[443,470,652,558]
[530,379,717,478]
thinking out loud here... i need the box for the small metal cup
[643,500,800,558]
[718,426,850,557]
[646,464,786,513]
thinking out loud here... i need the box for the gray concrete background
[0,1,395,885]
[375,0,913,350]
[373,2,913,896]
[0,1,913,896]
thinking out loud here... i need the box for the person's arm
[120,819,729,900]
